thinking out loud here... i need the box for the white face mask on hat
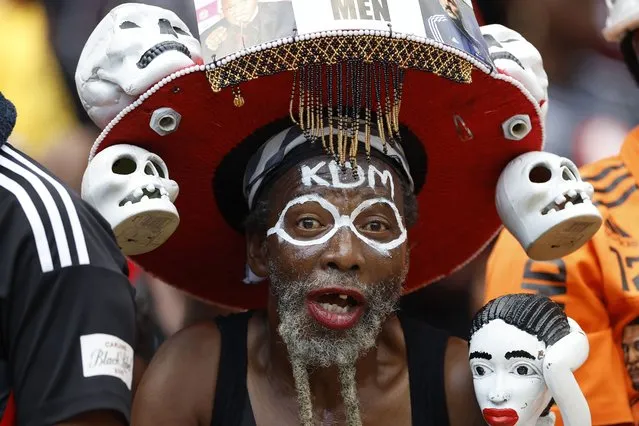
[75,3,203,129]
[495,151,602,261]
[81,144,180,256]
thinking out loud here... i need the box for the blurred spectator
[0,0,77,158]
[477,0,639,166]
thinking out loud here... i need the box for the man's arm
[7,265,135,426]
[132,322,221,426]
[444,337,485,426]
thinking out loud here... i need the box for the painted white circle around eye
[348,197,407,255]
[266,194,341,246]
[266,194,407,255]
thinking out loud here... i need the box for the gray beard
[269,261,405,425]
[269,261,404,367]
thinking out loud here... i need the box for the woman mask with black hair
[469,294,591,426]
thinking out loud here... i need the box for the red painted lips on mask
[482,408,519,426]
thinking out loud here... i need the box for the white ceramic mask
[81,144,180,255]
[469,319,552,426]
[496,151,602,261]
[75,3,203,128]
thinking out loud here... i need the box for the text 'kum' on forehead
[300,160,396,200]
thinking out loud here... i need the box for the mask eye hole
[529,164,551,183]
[173,26,190,36]
[112,157,137,175]
[151,160,166,178]
[560,161,579,181]
[562,167,575,181]
[119,21,140,29]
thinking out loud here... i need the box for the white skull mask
[75,3,203,129]
[496,151,602,260]
[81,144,180,256]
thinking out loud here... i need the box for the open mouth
[541,189,590,215]
[306,288,365,330]
[119,183,170,207]
[136,41,191,69]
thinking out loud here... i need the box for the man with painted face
[77,1,547,425]
[484,1,639,424]
[133,128,484,426]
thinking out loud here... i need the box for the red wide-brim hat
[87,1,544,310]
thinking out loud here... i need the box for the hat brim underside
[94,37,542,310]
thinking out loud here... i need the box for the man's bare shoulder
[444,336,485,426]
[132,321,222,426]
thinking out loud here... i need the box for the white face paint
[266,194,407,256]
[469,319,552,426]
[301,160,396,200]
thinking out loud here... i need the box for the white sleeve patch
[80,333,134,390]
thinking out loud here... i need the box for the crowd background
[0,0,637,355]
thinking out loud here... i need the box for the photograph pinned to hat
[77,0,600,309]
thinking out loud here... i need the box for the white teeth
[141,195,149,202]
[319,302,349,314]
[339,294,348,300]
[146,183,156,192]
[124,201,133,207]
[134,188,144,198]
[567,189,577,199]
[160,188,168,196]
[161,194,169,200]
[554,195,566,205]
[580,191,590,201]
[547,208,556,214]
[565,201,574,208]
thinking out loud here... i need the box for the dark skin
[132,153,484,425]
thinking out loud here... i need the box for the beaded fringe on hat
[205,33,474,172]
[289,60,404,175]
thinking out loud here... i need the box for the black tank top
[210,311,451,426]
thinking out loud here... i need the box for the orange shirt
[485,128,639,426]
